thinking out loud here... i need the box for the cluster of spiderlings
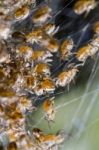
[0,0,99,149]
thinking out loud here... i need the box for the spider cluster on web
[0,0,99,149]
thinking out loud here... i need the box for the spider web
[26,0,99,150]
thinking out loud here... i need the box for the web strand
[46,0,75,24]
[30,86,99,129]
[76,58,99,138]
[70,53,99,128]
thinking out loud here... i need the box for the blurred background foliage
[28,0,99,149]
